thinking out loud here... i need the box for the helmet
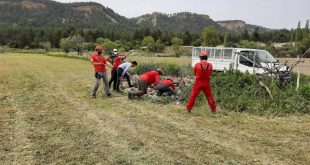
[156,67,163,75]
[199,51,208,57]
[113,49,118,52]
[95,45,104,51]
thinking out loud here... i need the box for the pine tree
[295,21,303,42]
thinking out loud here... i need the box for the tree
[241,29,249,40]
[70,34,84,55]
[59,34,84,55]
[155,39,165,52]
[253,27,260,41]
[201,26,220,47]
[60,38,71,53]
[223,32,230,47]
[142,36,156,52]
[295,21,303,42]
[296,33,310,55]
[39,41,52,52]
[183,31,192,45]
[102,40,117,53]
[303,19,310,37]
[171,37,183,57]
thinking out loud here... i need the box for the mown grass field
[0,53,310,164]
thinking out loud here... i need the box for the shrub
[133,62,181,76]
[180,69,309,115]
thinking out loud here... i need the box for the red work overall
[187,61,217,112]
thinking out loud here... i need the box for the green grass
[1,53,310,164]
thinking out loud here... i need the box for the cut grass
[0,53,309,164]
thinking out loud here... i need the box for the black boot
[128,92,133,99]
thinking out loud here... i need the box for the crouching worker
[116,61,138,92]
[90,45,113,98]
[186,51,216,113]
[128,67,163,99]
[156,78,176,96]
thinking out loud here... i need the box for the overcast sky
[54,0,309,29]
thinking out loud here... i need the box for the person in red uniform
[186,51,216,113]
[90,45,113,98]
[156,78,176,96]
[109,53,126,90]
[128,67,163,99]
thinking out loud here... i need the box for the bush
[132,62,181,76]
[180,69,310,115]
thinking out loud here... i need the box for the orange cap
[95,45,104,51]
[199,51,208,57]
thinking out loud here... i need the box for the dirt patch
[72,5,95,13]
[278,58,310,75]
[21,1,46,9]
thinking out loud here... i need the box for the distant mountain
[0,0,270,33]
[130,12,225,32]
[0,0,132,29]
[217,20,270,32]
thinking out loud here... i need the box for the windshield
[256,50,277,63]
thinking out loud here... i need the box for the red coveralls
[139,71,160,87]
[186,61,216,112]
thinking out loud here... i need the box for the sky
[54,0,310,29]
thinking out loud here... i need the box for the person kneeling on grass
[128,67,163,99]
[116,61,138,92]
[156,78,176,96]
[90,45,113,98]
[186,51,216,113]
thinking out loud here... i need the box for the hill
[130,12,225,32]
[0,0,269,32]
[217,20,270,32]
[0,0,131,29]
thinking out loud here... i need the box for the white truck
[192,47,287,74]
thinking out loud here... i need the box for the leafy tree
[83,42,96,51]
[59,38,71,53]
[183,31,192,45]
[192,39,201,47]
[39,41,52,52]
[155,39,165,52]
[201,26,220,47]
[70,34,84,55]
[171,37,183,57]
[253,27,260,41]
[102,40,117,53]
[142,36,156,52]
[241,29,250,40]
[223,32,230,47]
[303,19,310,37]
[239,40,259,49]
[59,34,84,55]
[296,33,310,55]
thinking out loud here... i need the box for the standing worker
[90,45,113,98]
[186,51,216,113]
[156,78,176,96]
[108,48,119,64]
[128,67,163,99]
[109,53,126,90]
[116,61,138,92]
